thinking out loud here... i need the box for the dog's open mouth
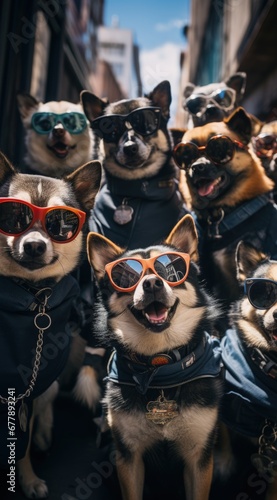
[194,172,229,199]
[130,300,178,333]
[48,142,76,159]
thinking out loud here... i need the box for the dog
[87,214,223,500]
[0,151,101,498]
[183,72,247,128]
[252,120,277,201]
[173,107,277,310]
[219,240,277,500]
[17,93,97,177]
[81,80,189,250]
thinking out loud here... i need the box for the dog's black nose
[123,140,138,157]
[24,241,46,257]
[143,276,164,292]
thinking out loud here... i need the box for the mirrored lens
[110,259,143,289]
[173,142,199,169]
[206,137,234,164]
[212,89,234,108]
[248,280,277,309]
[45,209,80,241]
[32,113,56,134]
[91,116,125,142]
[0,201,33,234]
[129,109,160,135]
[61,113,87,134]
[154,254,187,283]
[185,95,207,115]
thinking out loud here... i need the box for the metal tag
[113,205,134,225]
[18,400,28,432]
[146,395,178,425]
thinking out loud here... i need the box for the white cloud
[140,43,182,126]
[155,19,185,32]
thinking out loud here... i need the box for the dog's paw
[19,475,48,499]
[73,365,102,411]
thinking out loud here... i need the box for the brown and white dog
[87,214,222,500]
[173,108,276,310]
[0,151,101,498]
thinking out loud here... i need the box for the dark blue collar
[106,332,222,394]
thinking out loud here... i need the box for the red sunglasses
[105,252,191,292]
[0,198,86,243]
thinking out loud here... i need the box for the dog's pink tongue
[146,303,168,322]
[198,180,217,197]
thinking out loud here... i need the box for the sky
[104,0,191,123]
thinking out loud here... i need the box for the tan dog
[17,93,96,177]
[173,108,275,308]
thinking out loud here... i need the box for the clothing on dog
[0,274,79,466]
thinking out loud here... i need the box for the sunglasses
[173,135,248,170]
[252,134,277,158]
[0,198,86,243]
[185,88,236,116]
[105,252,191,292]
[31,112,88,134]
[90,107,161,143]
[244,278,277,309]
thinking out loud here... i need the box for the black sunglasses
[244,278,277,309]
[0,198,86,243]
[31,112,88,134]
[90,107,161,143]
[173,135,248,170]
[185,88,236,116]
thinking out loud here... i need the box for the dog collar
[106,332,222,394]
[205,194,272,239]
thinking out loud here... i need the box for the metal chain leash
[0,291,52,405]
[252,420,277,476]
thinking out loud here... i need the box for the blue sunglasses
[31,112,87,135]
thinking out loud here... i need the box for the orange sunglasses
[105,252,191,292]
[0,198,86,243]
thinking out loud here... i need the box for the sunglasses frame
[90,106,161,142]
[105,252,191,292]
[244,278,277,310]
[185,88,236,115]
[0,198,86,243]
[252,134,277,158]
[173,134,248,170]
[31,112,88,135]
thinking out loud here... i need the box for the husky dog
[219,241,277,500]
[17,93,96,177]
[0,151,101,498]
[87,214,222,500]
[252,120,277,201]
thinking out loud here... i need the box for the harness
[89,163,188,250]
[106,332,222,395]
[0,274,79,466]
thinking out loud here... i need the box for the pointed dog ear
[146,80,172,119]
[87,233,124,282]
[65,160,102,211]
[0,151,16,185]
[224,107,252,144]
[165,214,199,262]
[235,240,269,283]
[80,91,109,123]
[17,93,39,120]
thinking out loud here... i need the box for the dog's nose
[53,125,65,138]
[143,276,164,292]
[123,140,138,157]
[24,240,46,257]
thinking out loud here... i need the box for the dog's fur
[219,241,277,500]
[81,80,188,250]
[252,120,277,200]
[183,72,246,128]
[177,107,276,308]
[0,151,101,498]
[17,93,96,177]
[87,214,222,500]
